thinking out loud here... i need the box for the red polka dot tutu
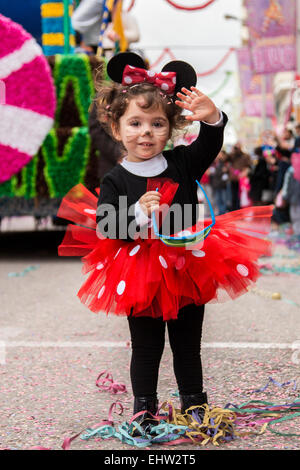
[57,183,273,321]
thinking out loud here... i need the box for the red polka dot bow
[122,65,177,95]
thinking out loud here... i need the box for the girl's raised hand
[175,87,220,124]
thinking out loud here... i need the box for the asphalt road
[0,227,299,451]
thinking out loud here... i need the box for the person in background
[282,165,300,236]
[88,102,124,181]
[293,123,300,153]
[249,146,271,205]
[72,0,140,56]
[239,166,252,209]
[273,129,292,197]
[228,143,252,211]
[71,0,105,53]
[209,150,230,215]
[100,6,140,59]
[274,128,295,161]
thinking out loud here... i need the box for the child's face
[112,97,170,163]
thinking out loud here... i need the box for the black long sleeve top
[96,113,228,241]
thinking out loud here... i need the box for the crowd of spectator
[202,126,300,237]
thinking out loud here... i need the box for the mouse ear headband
[106,52,197,96]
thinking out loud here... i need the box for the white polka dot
[84,208,96,215]
[236,264,249,277]
[129,245,141,256]
[129,65,135,69]
[177,230,192,238]
[98,285,105,299]
[161,72,169,76]
[192,250,206,258]
[124,76,133,84]
[114,248,122,259]
[172,77,177,84]
[147,70,156,77]
[220,230,229,238]
[161,83,169,91]
[159,255,168,269]
[117,280,126,295]
[175,257,186,270]
[96,263,104,270]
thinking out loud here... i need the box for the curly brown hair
[94,77,188,140]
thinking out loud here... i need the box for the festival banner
[237,47,274,117]
[245,0,297,74]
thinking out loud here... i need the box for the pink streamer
[96,370,127,394]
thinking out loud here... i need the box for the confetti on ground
[1,230,300,450]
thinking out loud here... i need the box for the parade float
[0,0,105,220]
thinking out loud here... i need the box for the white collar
[120,153,168,177]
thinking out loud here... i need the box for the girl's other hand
[175,87,219,123]
[139,191,162,217]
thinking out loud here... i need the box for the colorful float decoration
[0,14,56,185]
[41,0,75,55]
[0,6,104,217]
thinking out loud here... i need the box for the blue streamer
[253,377,297,393]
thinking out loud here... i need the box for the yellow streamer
[113,0,128,52]
[160,401,272,446]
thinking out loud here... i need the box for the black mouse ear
[161,60,197,96]
[106,52,147,83]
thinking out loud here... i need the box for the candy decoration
[0,54,101,203]
[41,0,75,55]
[0,14,56,184]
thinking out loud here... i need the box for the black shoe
[180,392,208,422]
[131,395,159,436]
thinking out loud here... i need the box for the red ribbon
[122,65,176,95]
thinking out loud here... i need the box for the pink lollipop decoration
[292,153,300,182]
[0,14,56,184]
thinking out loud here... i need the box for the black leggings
[127,304,204,397]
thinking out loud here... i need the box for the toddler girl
[58,52,273,433]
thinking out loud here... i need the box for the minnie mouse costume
[58,53,273,321]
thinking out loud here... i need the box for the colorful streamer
[208,71,233,98]
[127,0,136,11]
[164,0,217,11]
[197,48,235,77]
[96,370,127,394]
[149,47,235,77]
